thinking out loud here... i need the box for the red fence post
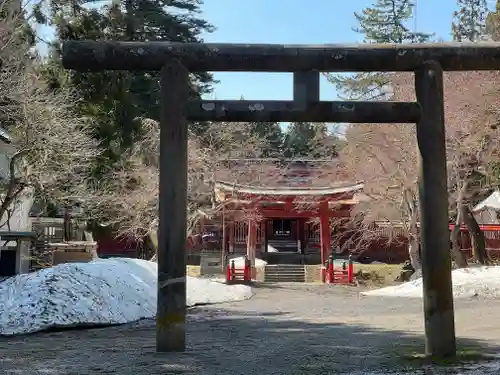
[243,255,250,281]
[328,258,334,283]
[347,256,354,284]
[226,262,231,283]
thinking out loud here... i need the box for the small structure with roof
[214,179,363,267]
[472,191,500,224]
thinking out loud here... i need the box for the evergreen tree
[328,0,433,100]
[283,122,316,158]
[452,0,488,41]
[282,123,341,158]
[250,121,283,157]
[309,124,343,158]
[38,0,214,166]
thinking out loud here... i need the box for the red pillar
[319,201,331,265]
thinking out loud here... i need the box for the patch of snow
[362,266,500,299]
[230,256,267,267]
[0,258,252,336]
[267,244,279,252]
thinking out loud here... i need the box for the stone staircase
[264,264,305,282]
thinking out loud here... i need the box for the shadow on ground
[0,307,497,375]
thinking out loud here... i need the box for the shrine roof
[214,180,364,197]
[215,158,353,188]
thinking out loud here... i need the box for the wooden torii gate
[62,41,500,357]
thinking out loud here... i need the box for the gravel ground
[1,283,500,374]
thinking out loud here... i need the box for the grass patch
[355,264,402,285]
[186,265,201,277]
[399,346,497,367]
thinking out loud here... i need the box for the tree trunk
[408,207,420,271]
[408,234,420,271]
[404,188,421,271]
[63,207,72,242]
[463,205,489,265]
[450,181,468,268]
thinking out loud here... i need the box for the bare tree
[339,120,421,269]
[90,118,270,241]
[0,6,100,231]
[340,70,500,269]
[392,71,500,266]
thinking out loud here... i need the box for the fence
[449,224,500,259]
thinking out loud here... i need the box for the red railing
[322,257,355,284]
[226,258,252,284]
[448,224,500,231]
[449,223,500,259]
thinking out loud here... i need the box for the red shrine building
[188,159,410,266]
[213,180,363,266]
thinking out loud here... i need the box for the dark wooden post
[415,60,456,357]
[157,60,189,352]
[293,71,320,104]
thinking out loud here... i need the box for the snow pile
[230,256,267,267]
[267,244,279,252]
[0,258,252,335]
[362,266,500,299]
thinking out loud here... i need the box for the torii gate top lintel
[62,40,500,72]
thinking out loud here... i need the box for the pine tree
[39,0,214,165]
[250,121,283,157]
[328,0,433,100]
[452,0,488,41]
[282,123,341,158]
[309,124,342,158]
[283,122,316,158]
[120,0,215,122]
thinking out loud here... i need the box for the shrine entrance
[267,218,298,253]
[271,219,293,238]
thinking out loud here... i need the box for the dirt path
[1,284,500,374]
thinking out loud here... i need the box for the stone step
[265,265,305,269]
[264,265,306,282]
[264,272,305,277]
[264,275,305,282]
[266,267,304,273]
[264,268,305,273]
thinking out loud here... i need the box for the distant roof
[215,158,353,189]
[473,191,500,212]
[215,180,364,197]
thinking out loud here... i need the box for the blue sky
[35,0,496,101]
[199,0,489,101]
